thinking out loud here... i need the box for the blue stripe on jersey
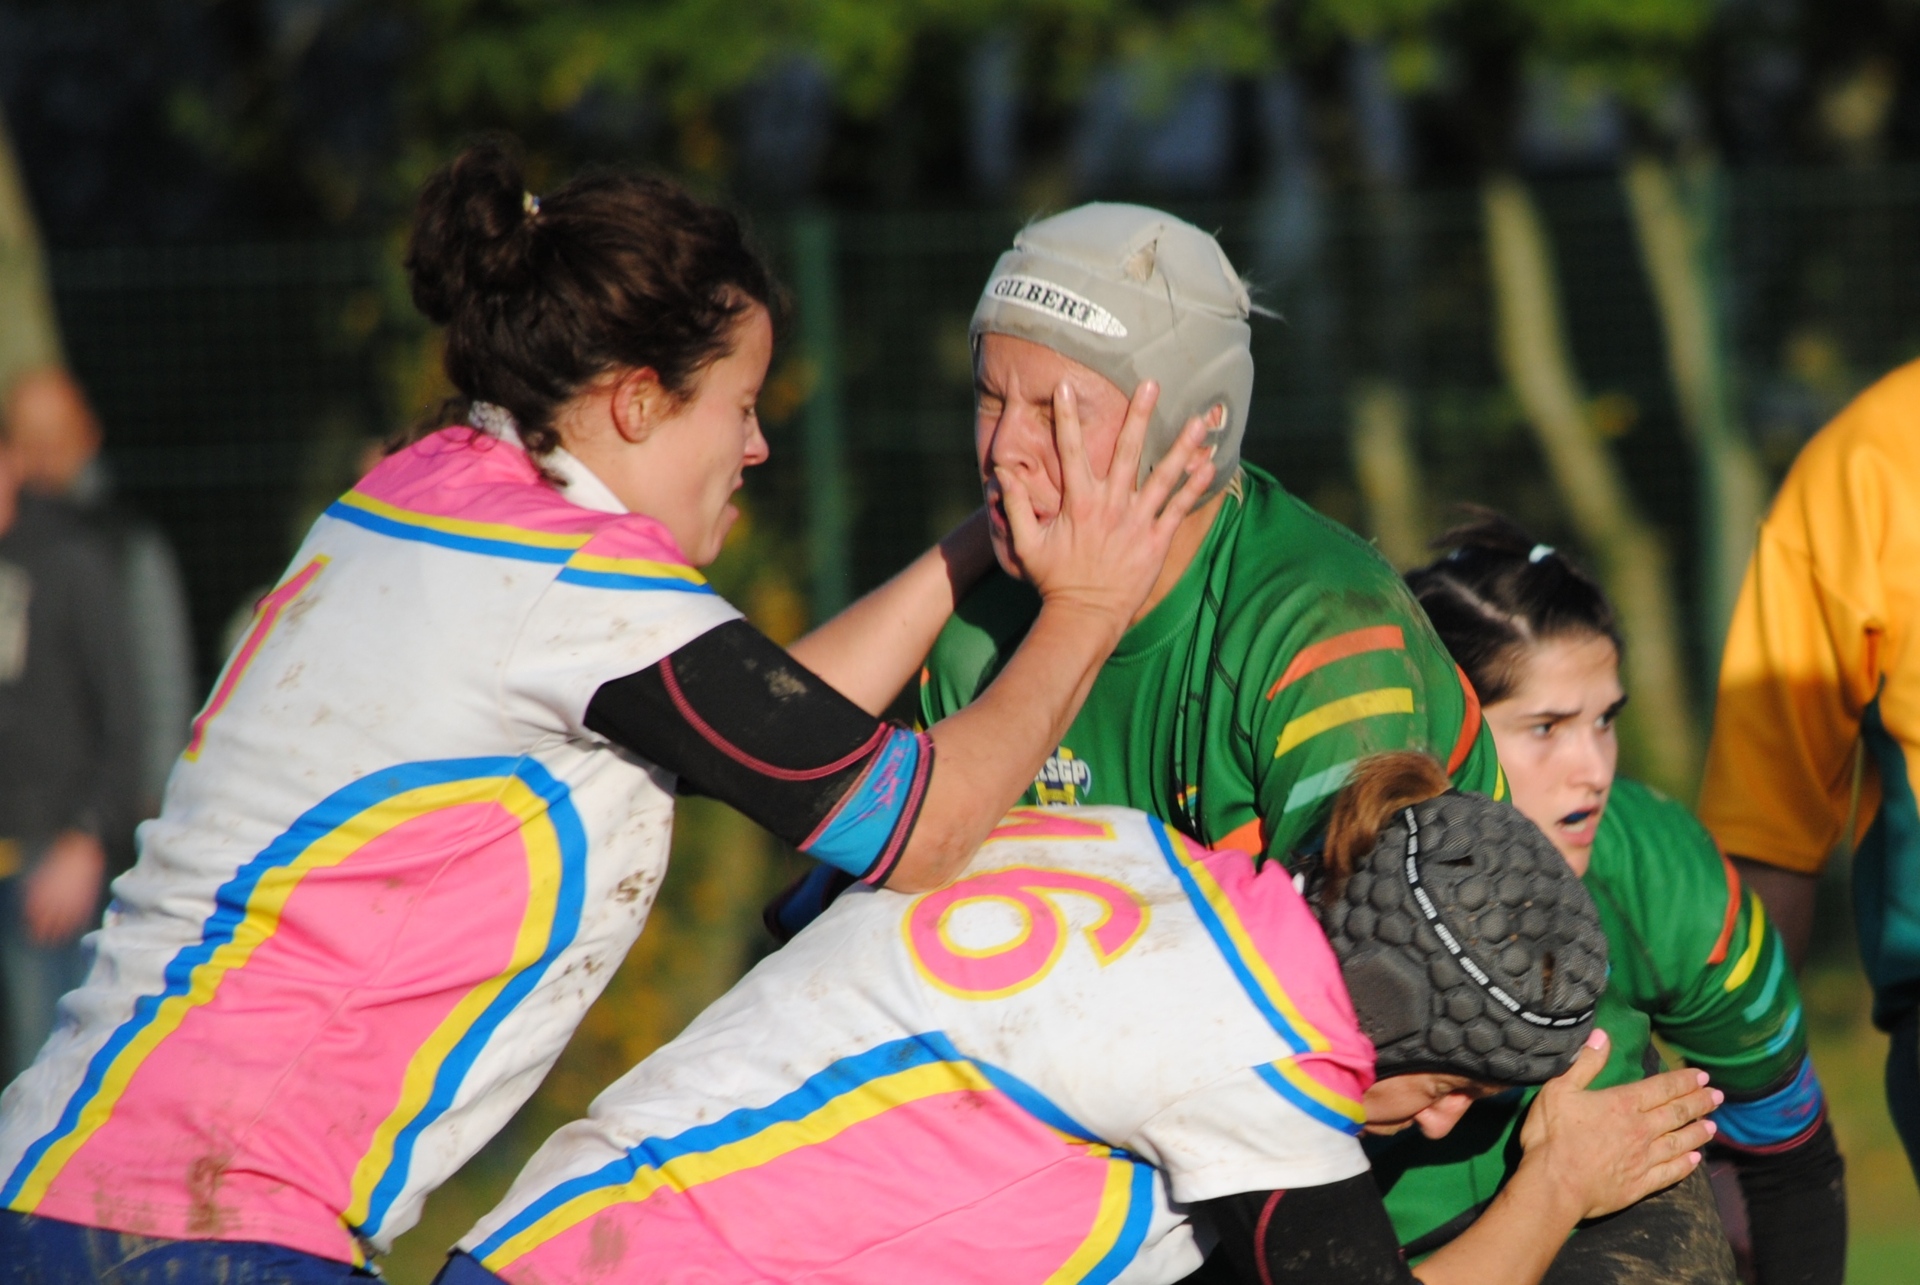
[1253,1062,1365,1135]
[467,1030,1143,1267]
[355,760,591,1239]
[1080,1159,1160,1285]
[1,757,589,1227]
[324,500,576,564]
[971,1059,1106,1149]
[1144,816,1311,1054]
[554,567,715,594]
[1712,1053,1826,1150]
[467,1032,971,1262]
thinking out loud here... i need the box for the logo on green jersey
[1034,748,1093,805]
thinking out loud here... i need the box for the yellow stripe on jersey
[1165,831,1333,1054]
[1268,1056,1368,1128]
[335,491,591,551]
[1274,688,1415,759]
[1044,1153,1138,1285]
[562,551,707,584]
[1725,894,1768,992]
[341,777,568,1234]
[7,774,567,1215]
[480,1059,996,1270]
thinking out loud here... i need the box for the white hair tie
[523,191,541,217]
[1528,543,1555,563]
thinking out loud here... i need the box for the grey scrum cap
[969,203,1255,498]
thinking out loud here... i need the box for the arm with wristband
[1190,1034,1719,1285]
[600,379,1216,895]
[1590,780,1844,1284]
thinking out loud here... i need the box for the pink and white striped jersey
[0,425,739,1264]
[461,806,1375,1285]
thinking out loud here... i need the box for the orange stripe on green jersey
[1705,850,1744,967]
[1445,665,1483,775]
[918,463,1504,869]
[1266,626,1406,699]
[1274,688,1415,759]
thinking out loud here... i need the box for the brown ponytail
[401,137,779,460]
[1320,752,1452,898]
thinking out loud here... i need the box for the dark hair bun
[1430,507,1539,564]
[1405,506,1621,704]
[405,139,536,326]
[396,137,778,465]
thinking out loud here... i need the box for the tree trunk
[1481,173,1699,792]
[0,110,63,387]
[1621,155,1770,677]
[1350,380,1428,569]
[1345,49,1427,570]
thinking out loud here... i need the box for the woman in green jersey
[1382,513,1844,1284]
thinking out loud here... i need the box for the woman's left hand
[998,380,1217,631]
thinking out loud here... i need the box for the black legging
[1178,1167,1738,1285]
[1888,1007,1920,1185]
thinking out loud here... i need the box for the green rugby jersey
[919,466,1504,868]
[1373,777,1812,1251]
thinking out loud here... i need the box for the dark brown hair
[402,138,778,459]
[1319,752,1451,899]
[1404,509,1622,705]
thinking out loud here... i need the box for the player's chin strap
[1401,806,1594,1032]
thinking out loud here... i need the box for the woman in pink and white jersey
[0,142,1215,1284]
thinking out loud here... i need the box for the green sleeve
[1591,781,1808,1095]
[918,571,1038,730]
[1236,576,1501,865]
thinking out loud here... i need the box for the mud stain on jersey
[585,1214,629,1271]
[185,1151,233,1236]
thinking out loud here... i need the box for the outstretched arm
[591,382,1216,894]
[786,510,994,716]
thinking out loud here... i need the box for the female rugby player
[0,142,1214,1280]
[435,758,1718,1285]
[1380,514,1846,1283]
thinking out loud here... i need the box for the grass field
[1802,963,1920,1284]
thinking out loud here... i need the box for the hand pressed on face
[975,333,1134,567]
[989,369,1215,630]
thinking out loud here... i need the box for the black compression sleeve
[1728,1117,1846,1285]
[586,621,927,878]
[1197,1176,1416,1285]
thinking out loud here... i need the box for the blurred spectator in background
[0,380,139,1078]
[5,367,196,822]
[1700,357,1920,1187]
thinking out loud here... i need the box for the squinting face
[973,332,1132,576]
[618,304,772,565]
[1483,634,1625,876]
[1360,1073,1504,1139]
